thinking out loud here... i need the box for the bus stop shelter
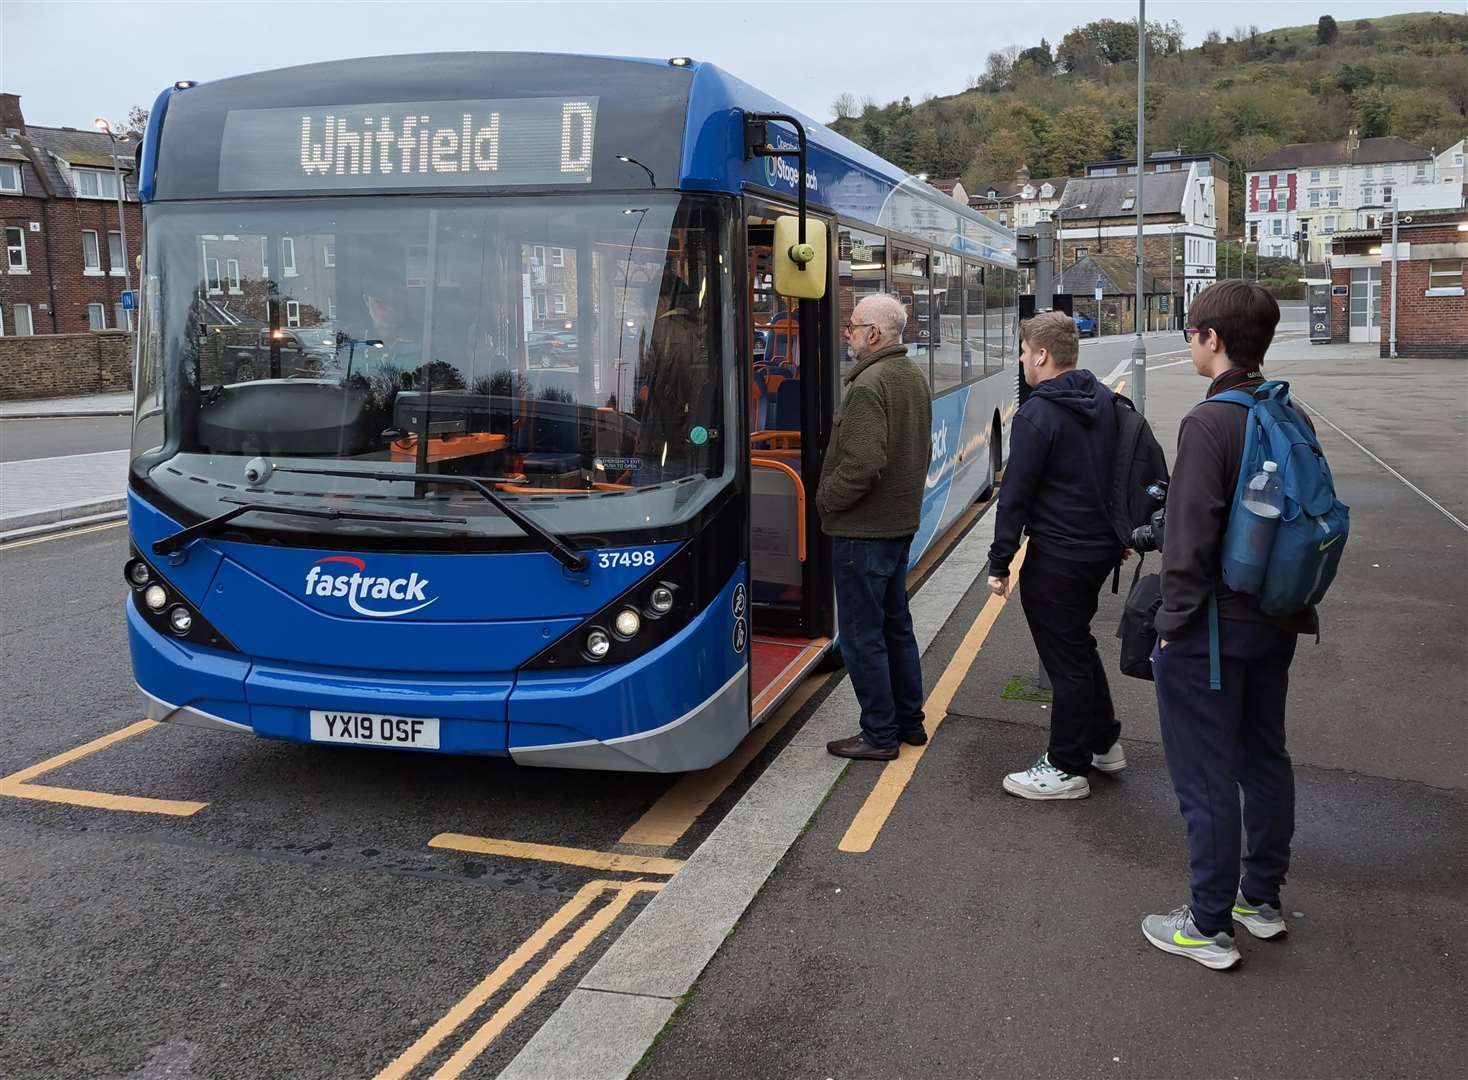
[1058,254,1174,336]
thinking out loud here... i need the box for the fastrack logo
[304,556,435,618]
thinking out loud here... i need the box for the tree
[1016,39,1055,76]
[1040,105,1113,177]
[113,105,149,138]
[980,46,1020,91]
[1352,87,1392,138]
[831,93,857,121]
[1317,15,1339,46]
[962,128,1026,190]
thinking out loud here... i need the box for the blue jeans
[1153,617,1298,936]
[832,536,924,748]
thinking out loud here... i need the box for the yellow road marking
[0,518,126,550]
[619,675,828,849]
[0,718,208,817]
[427,882,659,1080]
[373,880,610,1080]
[0,782,208,816]
[0,719,158,786]
[838,539,1029,854]
[428,834,685,876]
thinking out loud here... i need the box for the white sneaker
[1092,741,1128,774]
[1002,755,1090,800]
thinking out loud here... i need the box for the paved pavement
[611,340,1467,1079]
[0,392,133,419]
[0,395,134,536]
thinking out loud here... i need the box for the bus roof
[142,52,1012,265]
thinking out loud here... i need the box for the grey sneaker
[1232,890,1288,939]
[1092,741,1127,773]
[1141,907,1242,970]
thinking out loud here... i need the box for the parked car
[230,327,340,382]
[1073,313,1097,338]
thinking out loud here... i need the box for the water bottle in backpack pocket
[1224,461,1283,595]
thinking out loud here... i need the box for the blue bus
[125,53,1019,772]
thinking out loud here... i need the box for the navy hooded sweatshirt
[987,367,1121,576]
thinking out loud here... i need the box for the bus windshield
[132,194,732,545]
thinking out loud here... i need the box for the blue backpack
[1204,381,1350,687]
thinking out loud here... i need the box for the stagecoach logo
[762,141,818,193]
[304,556,436,618]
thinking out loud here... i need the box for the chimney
[0,92,24,136]
[1346,127,1361,156]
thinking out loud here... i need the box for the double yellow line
[373,879,662,1080]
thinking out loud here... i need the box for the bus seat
[761,373,786,429]
[774,379,801,432]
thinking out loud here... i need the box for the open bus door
[743,202,838,719]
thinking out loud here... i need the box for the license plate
[309,710,440,749]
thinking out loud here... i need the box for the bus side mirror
[772,217,827,300]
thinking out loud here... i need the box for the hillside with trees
[829,12,1468,234]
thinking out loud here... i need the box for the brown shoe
[826,734,898,760]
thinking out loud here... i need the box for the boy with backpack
[987,312,1166,800]
[1143,280,1347,970]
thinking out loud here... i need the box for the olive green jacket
[816,343,933,539]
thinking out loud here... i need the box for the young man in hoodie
[987,312,1125,799]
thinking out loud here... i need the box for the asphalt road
[0,524,812,1080]
[0,416,135,463]
[636,341,1468,1080]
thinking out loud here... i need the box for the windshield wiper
[153,498,467,556]
[268,465,589,572]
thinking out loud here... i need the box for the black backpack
[1105,391,1169,553]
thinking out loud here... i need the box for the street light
[1055,202,1087,282]
[615,155,656,187]
[93,117,131,299]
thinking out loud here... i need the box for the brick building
[1328,207,1467,357]
[0,93,141,337]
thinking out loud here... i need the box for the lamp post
[1055,202,1086,282]
[1130,0,1148,416]
[615,155,656,187]
[93,118,131,297]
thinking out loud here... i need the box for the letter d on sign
[472,114,500,172]
[560,102,594,174]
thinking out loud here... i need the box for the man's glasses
[1183,326,1204,342]
[844,321,875,334]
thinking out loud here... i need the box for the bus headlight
[613,609,641,638]
[168,607,194,635]
[125,559,151,589]
[144,584,169,611]
[648,585,675,615]
[585,629,612,660]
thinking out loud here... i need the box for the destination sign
[218,96,599,192]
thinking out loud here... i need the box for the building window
[285,300,301,327]
[1120,196,1135,210]
[1272,219,1284,235]
[1426,259,1463,295]
[13,302,34,335]
[108,231,124,275]
[226,258,241,293]
[87,303,106,331]
[1414,163,1428,181]
[73,168,120,199]
[1155,162,1172,172]
[1249,222,1259,243]
[1364,164,1375,180]
[1309,169,1322,183]
[534,292,547,319]
[1382,185,1393,204]
[0,162,20,193]
[1324,215,1337,233]
[1308,190,1321,208]
[1328,189,1341,207]
[532,245,545,267]
[323,244,335,268]
[206,257,222,294]
[550,247,565,268]
[552,293,567,315]
[82,230,102,273]
[1074,247,1087,260]
[1363,186,1375,205]
[5,226,26,271]
[1328,168,1340,182]
[327,297,337,320]
[281,237,297,277]
[114,303,129,331]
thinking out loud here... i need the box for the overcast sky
[5,1,1462,129]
